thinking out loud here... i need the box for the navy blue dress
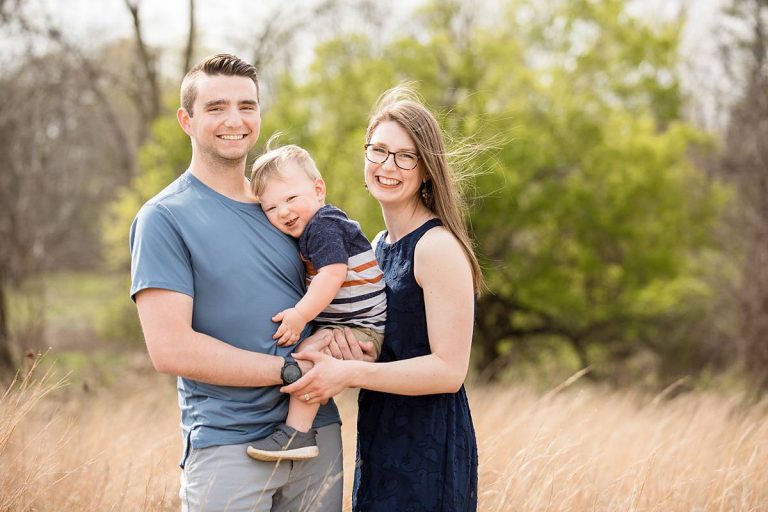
[353,219,478,512]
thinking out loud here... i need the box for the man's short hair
[180,53,259,116]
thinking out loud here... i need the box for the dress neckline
[380,218,442,248]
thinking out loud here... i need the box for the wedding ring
[304,393,311,401]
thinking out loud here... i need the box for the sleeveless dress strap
[417,218,443,235]
[378,218,443,249]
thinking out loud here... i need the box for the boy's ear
[314,178,327,202]
[177,107,192,135]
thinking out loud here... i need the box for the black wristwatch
[280,355,302,385]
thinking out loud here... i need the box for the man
[130,54,360,512]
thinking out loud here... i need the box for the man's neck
[189,154,256,203]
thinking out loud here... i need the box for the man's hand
[296,328,334,358]
[326,327,378,362]
[281,351,350,405]
[272,308,308,346]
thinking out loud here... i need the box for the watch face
[282,363,302,384]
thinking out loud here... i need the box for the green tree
[459,0,725,379]
[103,114,192,270]
[260,0,726,381]
[104,0,728,382]
[100,113,191,344]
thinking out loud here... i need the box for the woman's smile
[376,175,402,187]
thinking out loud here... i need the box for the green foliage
[46,349,133,388]
[93,277,143,346]
[103,112,192,270]
[259,36,398,238]
[460,0,726,378]
[101,0,729,381]
[8,272,141,349]
[100,104,190,345]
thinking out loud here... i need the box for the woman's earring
[421,180,431,204]
[364,182,369,191]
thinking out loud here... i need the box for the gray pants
[180,424,343,512]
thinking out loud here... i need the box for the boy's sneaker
[246,424,319,461]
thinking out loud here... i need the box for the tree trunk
[718,0,768,390]
[182,0,196,76]
[124,0,162,140]
[0,273,16,375]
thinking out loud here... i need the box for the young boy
[246,142,386,461]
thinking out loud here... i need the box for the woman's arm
[286,227,475,401]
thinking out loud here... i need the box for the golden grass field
[1,355,767,512]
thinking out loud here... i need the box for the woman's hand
[280,350,354,405]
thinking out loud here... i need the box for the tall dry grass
[1,358,767,511]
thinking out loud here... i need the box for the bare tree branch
[123,0,161,128]
[182,0,197,76]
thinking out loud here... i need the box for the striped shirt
[299,205,386,333]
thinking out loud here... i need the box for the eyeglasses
[364,144,420,171]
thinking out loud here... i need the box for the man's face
[178,74,261,165]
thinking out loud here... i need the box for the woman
[284,86,482,511]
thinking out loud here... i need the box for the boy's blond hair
[250,135,321,198]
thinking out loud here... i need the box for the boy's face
[259,162,326,238]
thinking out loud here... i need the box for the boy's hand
[272,308,308,346]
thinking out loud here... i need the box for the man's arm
[137,288,311,386]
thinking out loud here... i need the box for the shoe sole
[246,445,320,462]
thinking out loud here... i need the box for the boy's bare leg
[287,394,321,432]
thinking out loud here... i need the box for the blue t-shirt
[129,171,340,465]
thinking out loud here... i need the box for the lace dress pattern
[353,219,478,512]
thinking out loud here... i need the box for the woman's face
[364,120,425,207]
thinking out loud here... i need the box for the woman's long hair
[367,85,484,293]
